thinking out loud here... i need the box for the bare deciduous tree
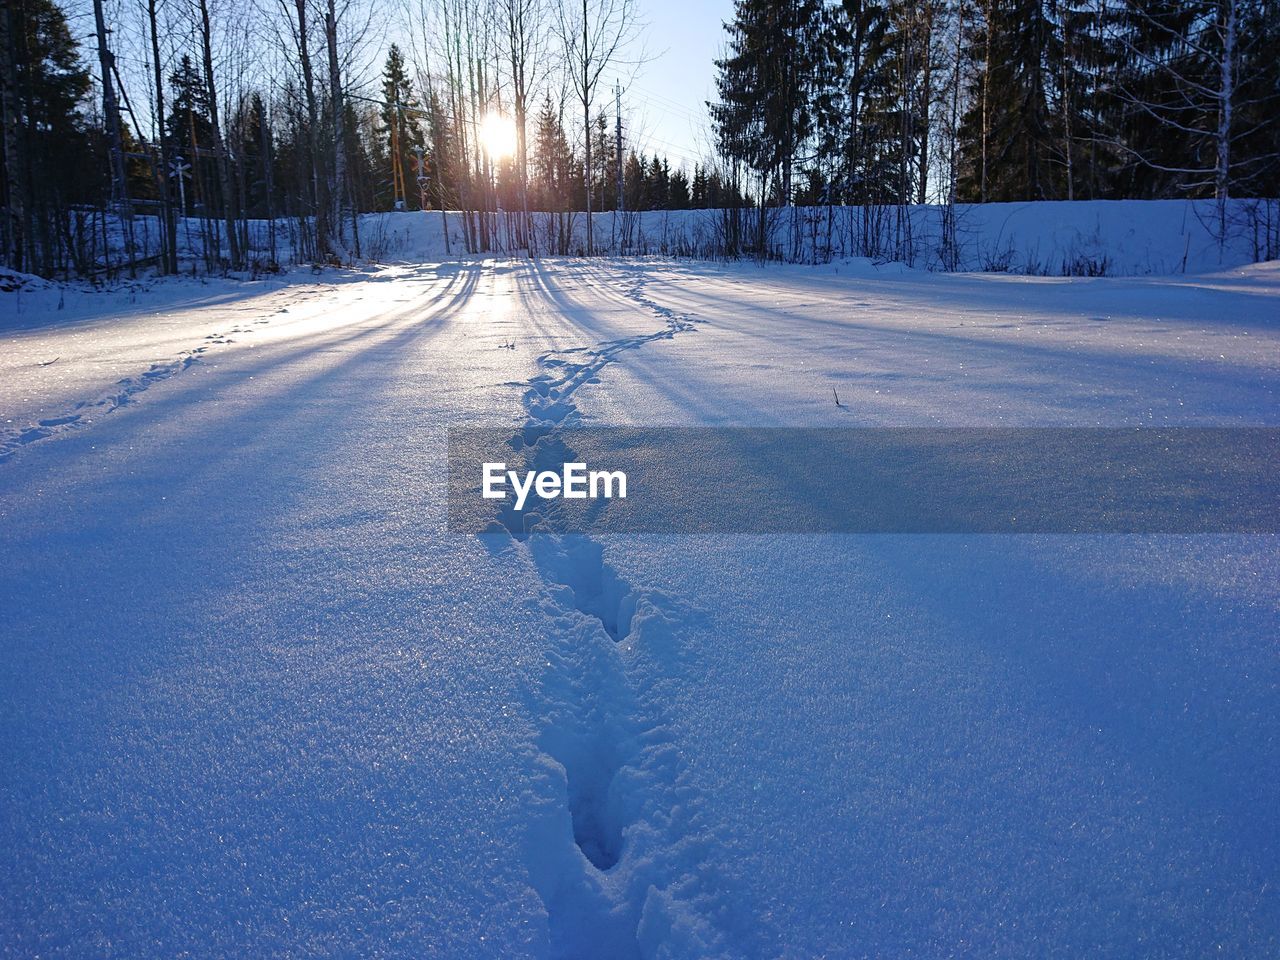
[1114,0,1279,237]
[554,0,639,254]
[494,0,547,252]
[195,0,243,268]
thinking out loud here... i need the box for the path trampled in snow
[2,258,1278,959]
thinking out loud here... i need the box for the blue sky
[618,0,730,169]
[81,0,728,173]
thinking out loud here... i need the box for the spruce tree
[166,55,216,214]
[231,93,276,219]
[380,45,421,210]
[691,164,708,207]
[1052,0,1119,200]
[623,150,646,210]
[712,0,825,205]
[957,0,1060,201]
[668,168,691,209]
[804,0,896,203]
[591,112,614,211]
[532,95,574,210]
[1,0,94,273]
[423,90,455,211]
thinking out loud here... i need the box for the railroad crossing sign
[412,148,432,209]
[169,157,192,213]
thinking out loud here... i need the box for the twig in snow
[38,356,60,367]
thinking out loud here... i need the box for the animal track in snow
[487,269,730,957]
[0,348,207,463]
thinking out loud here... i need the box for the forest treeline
[714,0,1279,209]
[1,0,1276,278]
[711,0,1279,258]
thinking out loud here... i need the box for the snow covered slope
[79,197,1278,279]
[364,198,1277,275]
[2,258,1278,958]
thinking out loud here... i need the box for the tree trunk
[294,0,325,260]
[581,0,592,255]
[917,5,933,204]
[0,1,25,270]
[147,0,177,273]
[324,0,351,261]
[94,0,136,275]
[197,0,242,270]
[1216,0,1236,240]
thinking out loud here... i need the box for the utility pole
[413,145,428,211]
[391,101,405,210]
[92,0,136,274]
[615,81,624,212]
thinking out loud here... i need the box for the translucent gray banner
[448,427,1280,534]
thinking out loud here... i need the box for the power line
[630,83,710,122]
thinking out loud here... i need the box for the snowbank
[12,198,1274,287]
[365,198,1279,276]
[0,268,52,293]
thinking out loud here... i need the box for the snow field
[366,199,1277,275]
[2,254,1278,958]
[49,196,1278,286]
[489,275,732,957]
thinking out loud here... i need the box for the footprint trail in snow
[0,348,208,462]
[488,272,741,959]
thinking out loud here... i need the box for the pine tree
[712,0,825,205]
[623,150,646,210]
[380,45,421,210]
[668,168,691,209]
[532,94,575,210]
[957,0,1060,201]
[0,0,95,273]
[166,55,216,215]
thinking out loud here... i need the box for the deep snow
[367,199,1279,275]
[60,196,1280,279]
[2,255,1278,958]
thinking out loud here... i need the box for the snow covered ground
[2,255,1278,958]
[369,199,1279,274]
[66,197,1280,278]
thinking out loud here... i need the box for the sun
[480,112,517,160]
